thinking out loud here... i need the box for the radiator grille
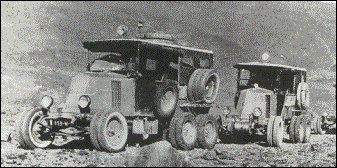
[111,81,121,110]
[266,95,271,118]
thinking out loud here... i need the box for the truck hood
[234,87,276,119]
[61,72,129,114]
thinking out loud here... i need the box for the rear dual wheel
[312,115,326,135]
[169,113,218,150]
[196,114,218,149]
[289,115,311,143]
[175,113,198,150]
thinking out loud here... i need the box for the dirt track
[1,112,336,167]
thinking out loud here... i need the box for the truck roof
[83,39,213,54]
[234,62,307,72]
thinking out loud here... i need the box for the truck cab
[16,32,221,152]
[219,55,311,147]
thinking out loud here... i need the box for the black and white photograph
[1,1,336,167]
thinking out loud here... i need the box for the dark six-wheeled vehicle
[16,32,221,152]
[218,54,313,147]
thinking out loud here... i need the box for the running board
[179,103,213,108]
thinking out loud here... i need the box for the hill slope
[1,1,336,112]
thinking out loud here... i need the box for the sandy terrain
[1,110,336,167]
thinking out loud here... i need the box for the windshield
[89,53,135,72]
[238,69,278,90]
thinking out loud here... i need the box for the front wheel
[267,116,284,147]
[96,111,129,152]
[16,108,54,149]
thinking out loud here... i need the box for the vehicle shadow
[49,138,94,150]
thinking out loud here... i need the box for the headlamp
[40,95,54,109]
[261,53,270,63]
[252,107,262,117]
[78,95,91,108]
[223,107,231,115]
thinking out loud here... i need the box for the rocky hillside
[1,1,336,111]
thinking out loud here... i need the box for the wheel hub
[182,121,196,144]
[161,90,175,113]
[204,122,216,144]
[106,119,123,146]
[28,111,54,147]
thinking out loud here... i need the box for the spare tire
[296,82,310,110]
[154,80,179,118]
[188,69,220,103]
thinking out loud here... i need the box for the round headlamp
[252,107,262,117]
[40,95,54,109]
[261,52,270,63]
[78,95,91,108]
[223,107,231,115]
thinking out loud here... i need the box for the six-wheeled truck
[16,29,332,152]
[16,32,221,152]
[217,55,313,147]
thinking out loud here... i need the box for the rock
[78,150,89,156]
[217,151,234,160]
[202,150,217,160]
[6,154,17,160]
[86,163,97,167]
[17,154,27,160]
[5,159,17,164]
[310,144,317,151]
[1,130,12,142]
[126,141,191,167]
[214,148,222,155]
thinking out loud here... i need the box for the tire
[267,116,275,146]
[303,116,311,143]
[175,113,197,150]
[188,69,220,104]
[89,112,105,150]
[301,83,310,110]
[296,82,310,110]
[18,108,54,149]
[289,116,297,143]
[168,115,179,148]
[296,83,303,109]
[311,115,318,134]
[154,80,178,118]
[196,114,218,149]
[96,111,128,152]
[294,115,305,143]
[16,109,31,148]
[315,116,326,135]
[272,116,284,147]
[311,115,316,131]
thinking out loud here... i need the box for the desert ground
[1,1,336,167]
[1,110,336,167]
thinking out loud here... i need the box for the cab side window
[200,58,210,68]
